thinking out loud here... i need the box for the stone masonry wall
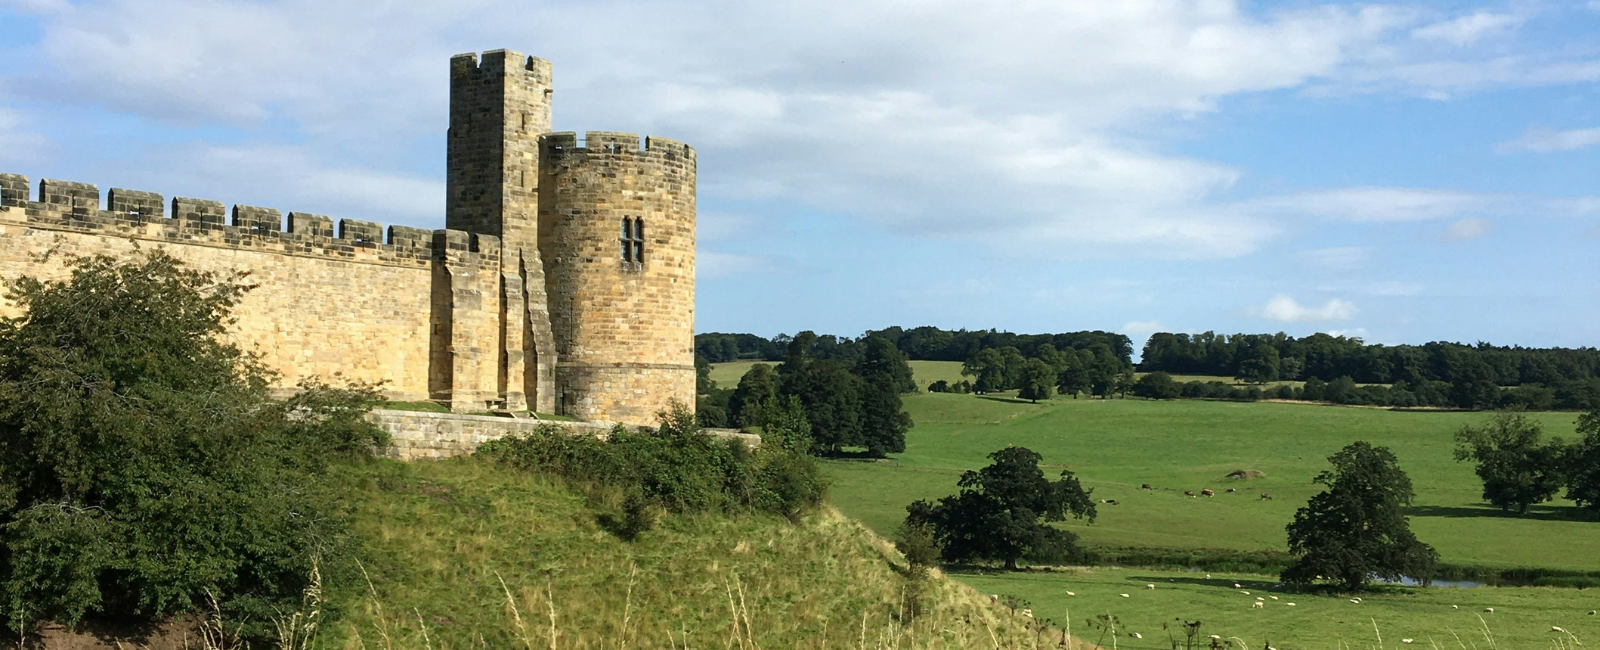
[0,174,495,403]
[369,408,758,461]
[538,132,696,424]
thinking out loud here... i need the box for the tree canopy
[1282,441,1437,591]
[908,447,1095,570]
[1454,412,1567,514]
[0,252,385,635]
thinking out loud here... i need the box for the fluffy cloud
[1,0,1595,261]
[1497,126,1600,153]
[1441,218,1492,242]
[1261,295,1357,323]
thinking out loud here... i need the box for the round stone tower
[538,131,696,424]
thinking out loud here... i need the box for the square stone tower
[446,49,559,414]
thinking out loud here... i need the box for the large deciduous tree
[0,252,383,635]
[1564,408,1600,510]
[1015,359,1055,403]
[908,447,1096,570]
[1453,412,1566,514]
[1282,441,1437,591]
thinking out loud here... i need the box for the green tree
[782,360,863,455]
[1564,408,1600,510]
[728,363,778,428]
[907,447,1096,570]
[1237,344,1281,384]
[858,372,912,457]
[695,353,716,393]
[962,348,1007,394]
[0,253,379,635]
[1282,441,1437,591]
[1453,412,1566,514]
[1056,352,1091,399]
[1015,358,1055,403]
[856,337,916,394]
[1132,371,1180,400]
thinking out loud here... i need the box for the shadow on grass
[1406,504,1593,522]
[975,395,1040,405]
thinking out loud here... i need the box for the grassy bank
[316,457,1044,649]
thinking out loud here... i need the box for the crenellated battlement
[0,173,499,268]
[541,131,696,162]
[449,49,551,84]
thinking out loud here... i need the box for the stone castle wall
[0,174,503,404]
[539,131,697,423]
[369,409,758,461]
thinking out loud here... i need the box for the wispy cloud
[1247,187,1505,222]
[1441,218,1492,242]
[1497,126,1600,153]
[1261,295,1357,323]
[1303,246,1371,270]
[1411,11,1526,46]
[697,251,794,279]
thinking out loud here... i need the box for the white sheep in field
[1286,603,1296,607]
[1120,593,1131,598]
[1147,584,1156,590]
[1485,608,1495,613]
[1252,601,1264,609]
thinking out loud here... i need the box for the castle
[0,49,696,426]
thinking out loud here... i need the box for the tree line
[1141,331,1600,389]
[697,331,915,458]
[1125,370,1595,411]
[696,327,1134,366]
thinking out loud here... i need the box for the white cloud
[1411,11,1526,46]
[1303,246,1371,270]
[1441,217,1492,242]
[1325,327,1370,339]
[1247,187,1506,222]
[1261,295,1357,323]
[1498,126,1600,153]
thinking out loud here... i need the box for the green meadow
[713,360,1600,649]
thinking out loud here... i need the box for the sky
[0,0,1596,353]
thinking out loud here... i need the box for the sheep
[1270,596,1279,600]
[1120,593,1131,598]
[1234,583,1243,588]
[1132,633,1143,639]
[1402,639,1414,644]
[1588,610,1596,615]
[1147,584,1156,590]
[1226,488,1236,493]
[1065,591,1076,596]
[1286,603,1296,607]
[1252,601,1264,609]
[1242,591,1251,595]
[1485,608,1494,613]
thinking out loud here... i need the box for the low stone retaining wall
[368,409,758,460]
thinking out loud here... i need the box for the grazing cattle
[1141,483,1153,490]
[1106,499,1120,505]
[1260,493,1273,500]
[1485,608,1494,613]
[1226,488,1235,493]
[1184,490,1196,497]
[1201,489,1215,497]
[1252,601,1264,609]
[1589,610,1596,616]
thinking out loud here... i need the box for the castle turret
[539,131,697,424]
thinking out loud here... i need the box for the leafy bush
[480,401,826,526]
[907,447,1095,570]
[0,253,384,636]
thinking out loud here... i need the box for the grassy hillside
[318,457,1046,649]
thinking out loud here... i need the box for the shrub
[480,401,826,525]
[0,253,380,636]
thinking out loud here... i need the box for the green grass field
[955,566,1600,650]
[744,358,1600,649]
[709,359,968,391]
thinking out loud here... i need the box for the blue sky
[0,0,1596,352]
